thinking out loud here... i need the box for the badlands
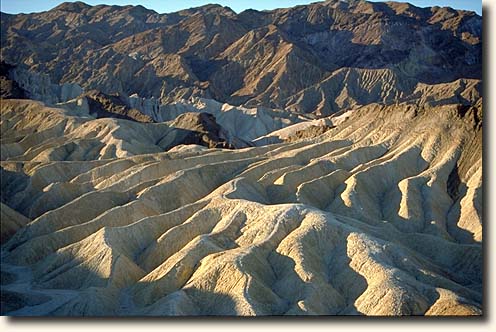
[0,0,482,316]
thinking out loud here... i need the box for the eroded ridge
[0,99,482,316]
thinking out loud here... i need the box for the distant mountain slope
[0,0,482,115]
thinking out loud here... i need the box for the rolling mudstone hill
[0,0,482,316]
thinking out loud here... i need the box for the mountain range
[1,0,481,115]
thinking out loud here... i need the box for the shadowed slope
[0,98,482,316]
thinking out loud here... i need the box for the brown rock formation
[0,0,481,115]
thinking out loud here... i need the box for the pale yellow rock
[0,99,482,316]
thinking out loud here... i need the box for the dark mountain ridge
[0,0,482,115]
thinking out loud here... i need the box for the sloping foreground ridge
[0,98,482,316]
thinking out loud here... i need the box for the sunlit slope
[0,99,482,316]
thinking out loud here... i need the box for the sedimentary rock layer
[0,98,482,316]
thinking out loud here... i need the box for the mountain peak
[187,3,237,16]
[53,1,91,13]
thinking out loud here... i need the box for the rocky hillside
[0,62,27,99]
[0,0,482,115]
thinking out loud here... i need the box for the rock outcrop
[166,112,250,149]
[82,90,154,123]
[0,62,27,99]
